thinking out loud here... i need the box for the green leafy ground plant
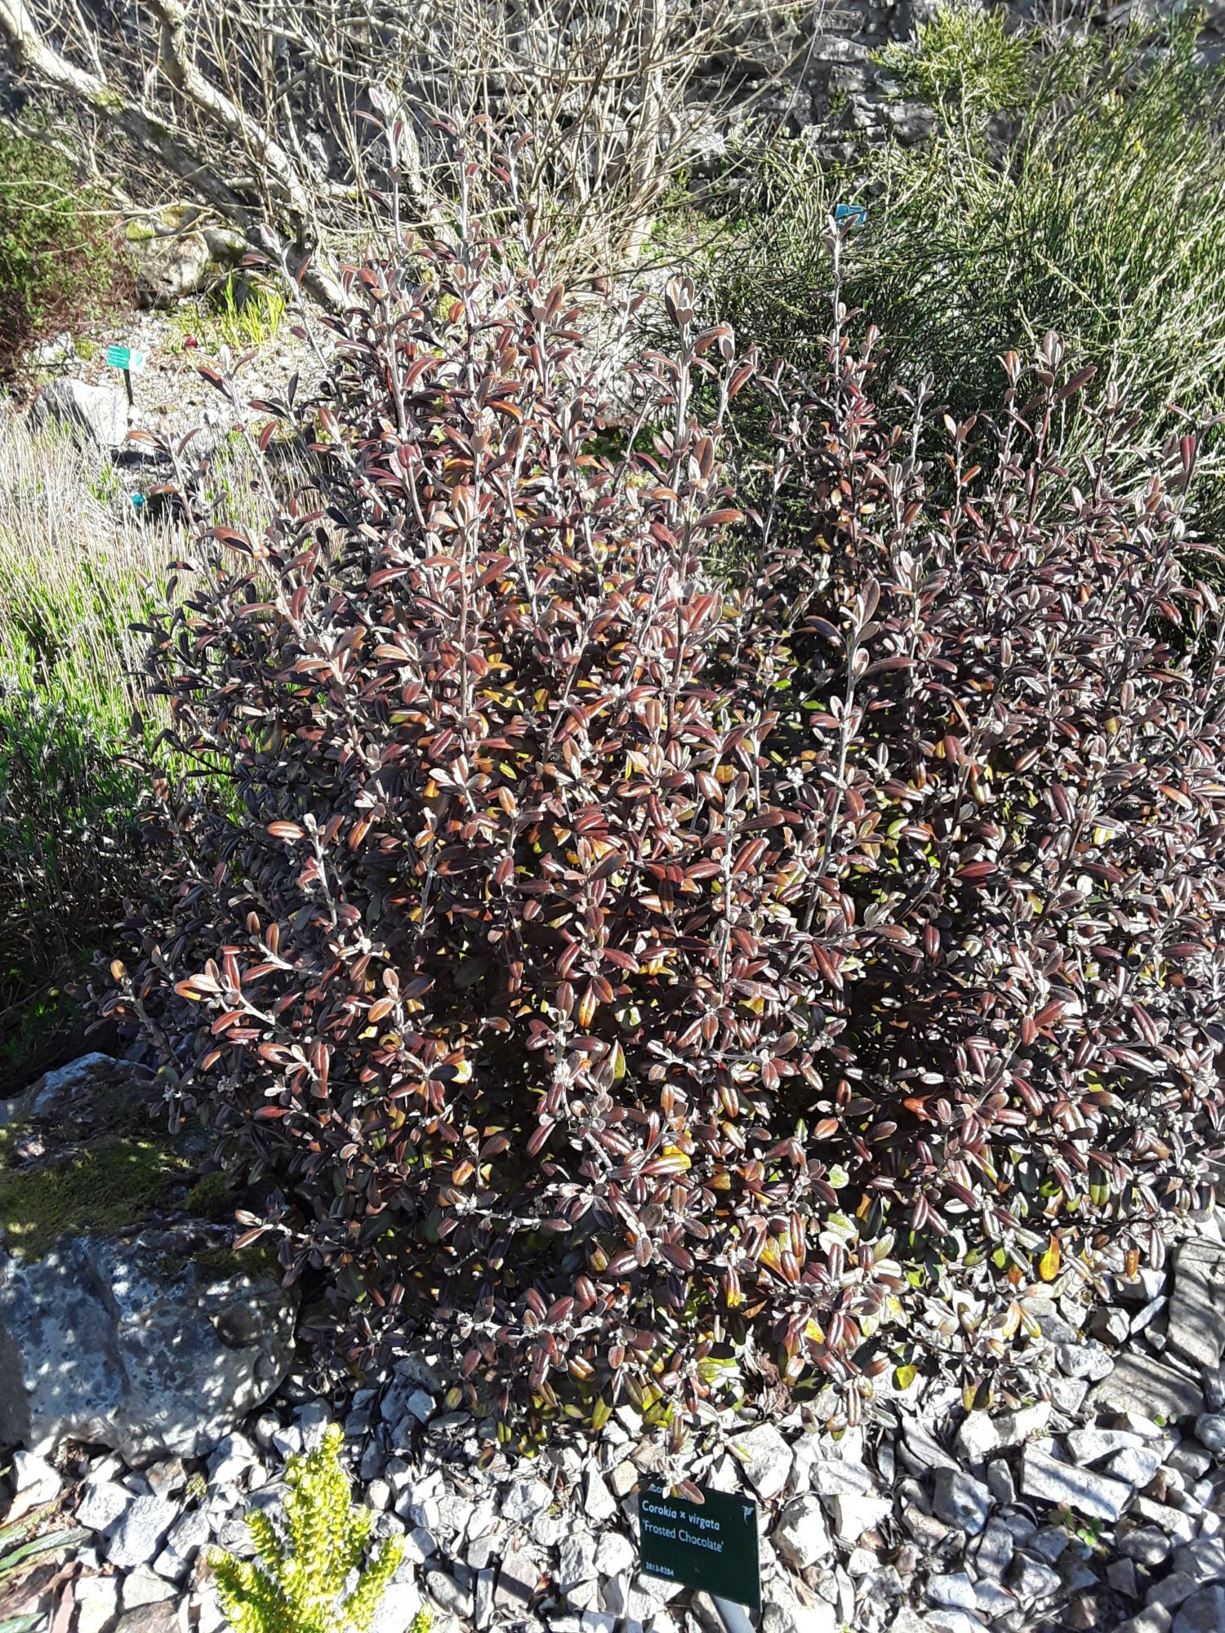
[0,126,131,377]
[211,1425,402,1633]
[0,1502,87,1633]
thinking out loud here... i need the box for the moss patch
[184,1168,238,1220]
[186,1235,281,1282]
[0,1136,191,1260]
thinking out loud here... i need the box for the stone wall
[691,0,1225,171]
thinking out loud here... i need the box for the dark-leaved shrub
[109,228,1225,1423]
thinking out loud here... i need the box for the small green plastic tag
[105,344,147,372]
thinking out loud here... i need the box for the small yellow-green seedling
[211,1423,402,1633]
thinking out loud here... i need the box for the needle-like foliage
[211,1424,402,1633]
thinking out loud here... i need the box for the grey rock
[594,1531,635,1577]
[1048,1375,1090,1414]
[402,1388,436,1426]
[1120,1412,1172,1440]
[1149,1572,1203,1611]
[1108,1446,1165,1487]
[1118,1526,1173,1566]
[502,1478,553,1523]
[985,1460,1015,1506]
[582,1470,616,1524]
[30,379,128,450]
[474,1567,496,1630]
[1019,1445,1132,1522]
[774,1495,833,1568]
[1169,1442,1214,1482]
[132,225,214,307]
[402,1526,437,1563]
[764,1591,839,1633]
[1055,1340,1115,1381]
[112,1604,180,1633]
[954,1402,1050,1465]
[734,1423,793,1501]
[496,1543,540,1611]
[931,1468,991,1535]
[123,1567,176,1610]
[1170,1536,1225,1586]
[902,1507,954,1551]
[1092,1305,1135,1342]
[557,1532,599,1592]
[889,1613,938,1633]
[1008,1554,1062,1601]
[251,1411,280,1449]
[371,1582,424,1633]
[902,1423,960,1473]
[1066,1427,1144,1465]
[1109,1559,1140,1599]
[209,1431,256,1486]
[424,1568,473,1619]
[1027,1527,1070,1564]
[1195,1413,1225,1455]
[144,1458,186,1499]
[75,1575,120,1633]
[926,1574,976,1610]
[1173,1587,1225,1633]
[531,1509,568,1549]
[1089,1353,1205,1424]
[829,1493,891,1543]
[1167,1241,1225,1372]
[77,1480,133,1534]
[1117,1613,1173,1633]
[972,1582,1016,1618]
[271,1425,302,1458]
[973,1517,1015,1579]
[0,1226,297,1460]
[165,1509,210,1558]
[922,1613,985,1633]
[11,1448,61,1503]
[151,1545,190,1583]
[108,1495,177,1569]
[1134,1497,1198,1542]
[809,1457,878,1497]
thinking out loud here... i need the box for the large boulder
[0,1054,296,1461]
[29,377,129,450]
[0,1221,296,1461]
[131,228,212,307]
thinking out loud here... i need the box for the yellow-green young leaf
[591,1395,613,1432]
[1038,1235,1062,1283]
[893,1364,917,1391]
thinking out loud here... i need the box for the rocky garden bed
[4,1055,1225,1633]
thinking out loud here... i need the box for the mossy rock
[0,1053,223,1262]
[0,1134,192,1261]
[184,1167,239,1220]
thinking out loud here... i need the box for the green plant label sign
[105,344,146,371]
[638,1484,760,1609]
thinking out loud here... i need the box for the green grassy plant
[170,272,287,355]
[0,414,181,1035]
[709,6,1225,529]
[0,412,304,1054]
